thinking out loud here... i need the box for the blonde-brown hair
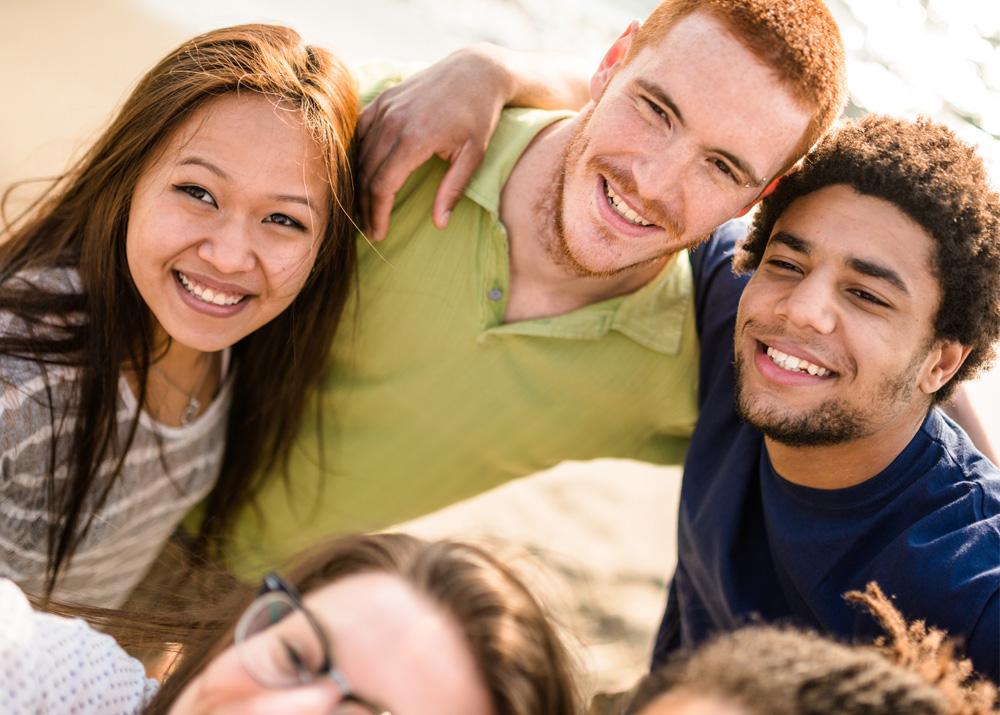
[141,533,579,715]
[0,24,359,592]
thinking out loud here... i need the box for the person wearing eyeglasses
[0,533,578,715]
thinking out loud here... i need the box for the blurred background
[1,0,997,699]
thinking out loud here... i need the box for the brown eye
[643,97,671,126]
[850,288,889,307]
[711,158,735,179]
[174,184,217,206]
[263,213,306,231]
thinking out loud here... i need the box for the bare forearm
[942,385,998,465]
[470,43,591,111]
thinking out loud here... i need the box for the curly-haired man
[654,114,1000,682]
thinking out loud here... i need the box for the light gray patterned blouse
[0,268,231,607]
[0,578,160,714]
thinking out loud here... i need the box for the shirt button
[488,288,503,301]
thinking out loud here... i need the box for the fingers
[433,143,485,230]
[360,145,435,241]
[358,95,434,241]
[356,48,508,240]
[357,97,390,240]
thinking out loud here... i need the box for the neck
[765,408,930,490]
[499,115,670,323]
[132,337,221,427]
[155,341,212,379]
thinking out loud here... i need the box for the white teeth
[177,272,246,307]
[765,346,830,377]
[605,182,653,226]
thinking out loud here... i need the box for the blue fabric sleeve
[967,584,999,679]
[689,220,751,401]
[654,221,751,665]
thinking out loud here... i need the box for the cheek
[267,240,321,301]
[124,216,154,291]
[172,649,265,714]
[846,330,897,376]
[685,185,744,234]
[737,281,766,321]
[125,196,179,274]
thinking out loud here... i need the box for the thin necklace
[151,356,213,426]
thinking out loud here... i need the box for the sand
[2,0,997,703]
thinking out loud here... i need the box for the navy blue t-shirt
[654,222,1000,681]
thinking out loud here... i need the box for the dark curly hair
[624,583,997,715]
[735,114,1000,403]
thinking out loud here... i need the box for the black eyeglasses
[234,572,389,714]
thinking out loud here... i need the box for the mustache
[738,317,844,374]
[592,158,684,238]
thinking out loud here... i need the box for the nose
[197,217,257,274]
[631,145,686,206]
[775,274,836,335]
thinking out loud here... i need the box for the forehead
[305,572,491,715]
[767,184,940,297]
[638,689,750,715]
[619,11,811,179]
[170,93,305,150]
[152,93,329,193]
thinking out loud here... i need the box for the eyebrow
[768,231,911,295]
[634,78,763,187]
[179,156,316,211]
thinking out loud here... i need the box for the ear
[919,340,972,395]
[590,20,640,101]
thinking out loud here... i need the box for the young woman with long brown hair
[0,23,358,605]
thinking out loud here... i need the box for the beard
[732,343,923,448]
[543,107,685,280]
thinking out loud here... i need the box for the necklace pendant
[181,397,201,426]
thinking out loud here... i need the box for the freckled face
[554,11,811,278]
[167,572,495,715]
[126,92,330,355]
[734,185,944,446]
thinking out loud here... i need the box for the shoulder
[355,59,427,106]
[688,220,751,352]
[689,221,750,310]
[689,219,746,275]
[920,410,1000,508]
[1,265,83,297]
[0,579,158,715]
[0,265,84,334]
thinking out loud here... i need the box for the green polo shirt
[227,79,700,574]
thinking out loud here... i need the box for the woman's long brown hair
[0,24,359,595]
[130,533,579,715]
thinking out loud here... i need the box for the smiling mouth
[765,345,833,377]
[604,180,653,227]
[176,271,247,307]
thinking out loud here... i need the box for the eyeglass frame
[234,571,389,715]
